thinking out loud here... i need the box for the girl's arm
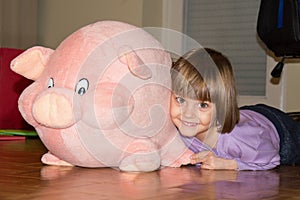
[215,126,280,170]
[190,150,279,170]
[191,151,238,170]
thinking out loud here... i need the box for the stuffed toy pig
[11,20,192,172]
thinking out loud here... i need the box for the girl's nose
[182,102,196,118]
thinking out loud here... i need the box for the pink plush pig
[11,21,192,172]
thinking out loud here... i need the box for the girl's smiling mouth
[181,120,199,127]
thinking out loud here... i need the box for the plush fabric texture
[11,21,192,172]
[0,48,33,129]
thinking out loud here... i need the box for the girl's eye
[75,78,89,96]
[175,96,185,104]
[198,102,209,109]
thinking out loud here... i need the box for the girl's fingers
[190,151,212,164]
[200,163,211,169]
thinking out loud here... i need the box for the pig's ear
[119,50,152,80]
[10,46,54,81]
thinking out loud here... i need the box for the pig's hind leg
[119,152,160,172]
[119,139,161,172]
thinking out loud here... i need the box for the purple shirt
[181,109,280,170]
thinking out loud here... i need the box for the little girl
[170,48,300,170]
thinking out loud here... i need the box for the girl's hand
[190,151,238,170]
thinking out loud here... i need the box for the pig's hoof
[41,152,74,166]
[119,152,160,172]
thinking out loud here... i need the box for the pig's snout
[32,89,80,128]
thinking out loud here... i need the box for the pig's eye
[47,78,54,88]
[75,78,89,96]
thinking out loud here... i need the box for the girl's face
[170,93,214,141]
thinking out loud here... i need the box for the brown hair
[171,48,239,133]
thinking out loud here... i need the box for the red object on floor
[0,135,26,141]
[0,48,33,130]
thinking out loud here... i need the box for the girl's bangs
[172,74,211,101]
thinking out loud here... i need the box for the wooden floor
[1,138,300,200]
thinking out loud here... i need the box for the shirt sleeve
[217,111,280,170]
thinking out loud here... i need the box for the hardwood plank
[1,138,300,200]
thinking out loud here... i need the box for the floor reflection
[38,165,279,199]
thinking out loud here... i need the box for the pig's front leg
[41,152,74,167]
